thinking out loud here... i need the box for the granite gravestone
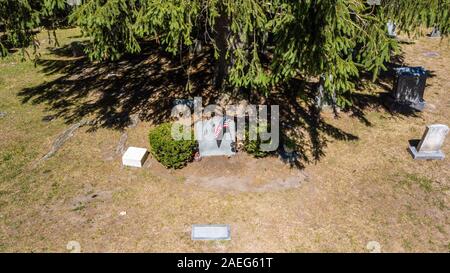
[387,21,397,37]
[195,116,236,157]
[315,74,338,111]
[429,27,441,38]
[173,98,195,109]
[279,144,298,165]
[409,124,449,160]
[391,67,427,111]
[367,0,381,5]
[67,0,82,6]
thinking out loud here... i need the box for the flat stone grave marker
[192,225,231,240]
[42,115,56,123]
[423,51,440,58]
[0,112,6,118]
[409,124,449,160]
[195,116,236,157]
[122,147,149,167]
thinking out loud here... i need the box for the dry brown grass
[0,29,449,252]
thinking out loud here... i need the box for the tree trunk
[214,8,230,89]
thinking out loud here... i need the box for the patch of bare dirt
[69,190,113,211]
[178,154,309,192]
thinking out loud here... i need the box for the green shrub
[148,123,197,169]
[244,124,273,158]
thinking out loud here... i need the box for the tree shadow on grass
[267,79,359,169]
[18,41,410,169]
[351,54,438,120]
[19,41,218,131]
[269,54,438,168]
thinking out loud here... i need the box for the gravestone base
[198,140,236,157]
[428,27,441,38]
[408,124,448,160]
[410,100,426,112]
[383,94,426,112]
[408,145,445,160]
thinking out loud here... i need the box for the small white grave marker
[409,124,449,160]
[122,147,148,167]
[192,225,231,240]
[66,241,81,253]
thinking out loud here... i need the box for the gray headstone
[417,125,448,152]
[387,21,397,37]
[192,225,231,240]
[409,124,449,160]
[280,144,298,165]
[195,116,236,157]
[173,98,195,109]
[429,27,441,38]
[367,0,381,5]
[67,0,82,6]
[392,66,427,111]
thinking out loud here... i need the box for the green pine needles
[0,0,70,57]
[1,0,449,106]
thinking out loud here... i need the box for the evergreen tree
[2,0,449,106]
[0,0,69,57]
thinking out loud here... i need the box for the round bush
[148,123,197,169]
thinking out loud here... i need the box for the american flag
[214,117,231,139]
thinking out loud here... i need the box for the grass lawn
[0,28,449,252]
